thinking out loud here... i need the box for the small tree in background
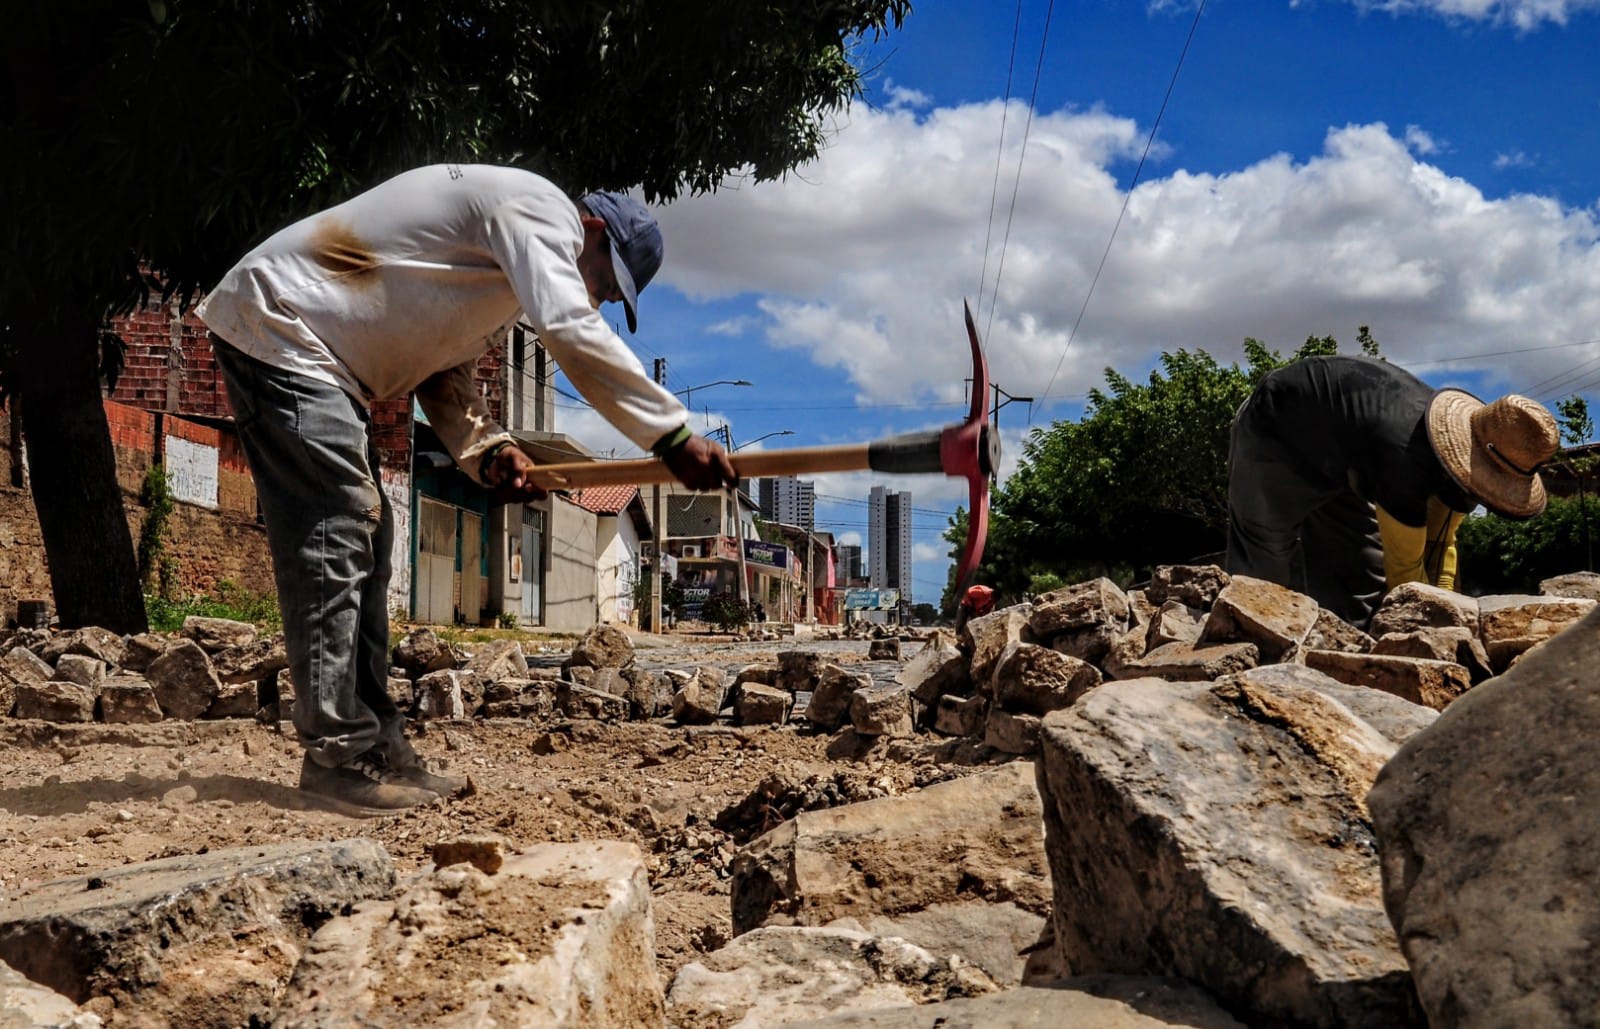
[1556,395,1596,572]
[702,591,752,633]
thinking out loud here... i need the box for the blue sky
[558,0,1600,606]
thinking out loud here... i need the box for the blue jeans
[214,339,401,767]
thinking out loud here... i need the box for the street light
[674,378,752,412]
[731,428,795,452]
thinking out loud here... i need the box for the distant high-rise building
[759,476,814,531]
[868,485,912,604]
[835,543,863,584]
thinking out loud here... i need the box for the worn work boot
[379,730,470,798]
[299,749,438,810]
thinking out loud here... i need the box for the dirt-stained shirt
[197,164,686,482]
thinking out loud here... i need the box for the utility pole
[651,357,666,633]
[991,383,1032,434]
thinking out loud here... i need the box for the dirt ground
[0,631,995,999]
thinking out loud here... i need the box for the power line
[1036,0,1208,415]
[976,0,1026,316]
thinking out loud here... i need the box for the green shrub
[1455,494,1600,594]
[701,591,751,632]
[145,580,282,634]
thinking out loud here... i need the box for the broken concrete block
[1370,605,1600,1027]
[984,709,1042,755]
[97,678,163,725]
[1120,641,1259,682]
[1223,663,1438,749]
[991,642,1100,715]
[384,675,411,712]
[463,639,528,682]
[1047,623,1121,666]
[671,680,722,725]
[0,840,394,1025]
[2,646,53,684]
[429,835,509,875]
[42,626,127,669]
[0,675,15,719]
[566,622,635,670]
[1037,678,1422,1027]
[933,694,987,737]
[1368,581,1479,639]
[412,669,481,720]
[1372,627,1493,682]
[848,685,914,737]
[391,628,456,675]
[806,665,869,731]
[1539,570,1600,601]
[51,654,105,691]
[1477,594,1595,671]
[145,640,220,720]
[179,616,258,653]
[1144,600,1204,652]
[209,634,289,684]
[555,681,629,721]
[779,651,825,694]
[1126,588,1157,630]
[897,640,968,707]
[13,681,95,723]
[731,762,1050,985]
[668,926,997,1028]
[1029,578,1129,642]
[273,842,660,1028]
[1301,608,1375,655]
[963,605,1033,689]
[205,680,260,719]
[735,684,793,726]
[479,678,556,720]
[1145,564,1231,609]
[118,633,167,673]
[1199,575,1318,663]
[1302,650,1470,711]
[734,663,778,688]
[1099,626,1149,681]
[0,958,101,1028]
[867,638,901,661]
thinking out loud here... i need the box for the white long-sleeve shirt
[197,164,687,482]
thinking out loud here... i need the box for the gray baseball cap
[580,190,663,333]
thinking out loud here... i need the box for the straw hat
[1426,389,1559,518]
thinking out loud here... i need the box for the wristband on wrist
[651,425,693,457]
[478,440,512,481]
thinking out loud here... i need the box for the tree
[4,0,910,631]
[1455,495,1600,594]
[1556,395,1596,572]
[954,331,1379,600]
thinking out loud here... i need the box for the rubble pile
[5,568,1600,1026]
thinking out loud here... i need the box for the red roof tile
[567,484,640,515]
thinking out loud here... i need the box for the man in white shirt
[200,164,735,809]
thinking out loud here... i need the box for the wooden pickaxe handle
[519,442,871,492]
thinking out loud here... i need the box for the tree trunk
[15,316,149,633]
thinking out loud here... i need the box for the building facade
[758,476,815,532]
[868,485,913,606]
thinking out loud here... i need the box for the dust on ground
[0,632,996,985]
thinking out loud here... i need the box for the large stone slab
[179,616,257,653]
[0,840,394,1024]
[787,976,1246,1028]
[1222,663,1438,748]
[463,638,528,682]
[666,926,996,1028]
[1302,649,1470,710]
[731,762,1049,984]
[896,639,968,707]
[1540,570,1600,601]
[1476,594,1595,670]
[963,606,1032,691]
[567,623,635,670]
[991,642,1100,715]
[1368,581,1479,638]
[1199,575,1318,662]
[1116,641,1258,682]
[0,958,101,1028]
[145,640,220,720]
[391,627,457,675]
[209,634,289,684]
[272,841,662,1028]
[806,664,869,731]
[1145,564,1231,609]
[12,681,95,723]
[1369,604,1600,1026]
[1028,578,1129,642]
[1037,677,1422,1026]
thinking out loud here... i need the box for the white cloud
[1343,0,1600,29]
[1494,149,1534,169]
[883,80,932,110]
[1404,124,1442,154]
[658,103,1600,406]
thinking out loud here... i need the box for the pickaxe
[517,301,1001,592]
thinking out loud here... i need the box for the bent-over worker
[199,164,736,809]
[1225,355,1558,627]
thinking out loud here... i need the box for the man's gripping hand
[483,443,548,503]
[663,434,737,491]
